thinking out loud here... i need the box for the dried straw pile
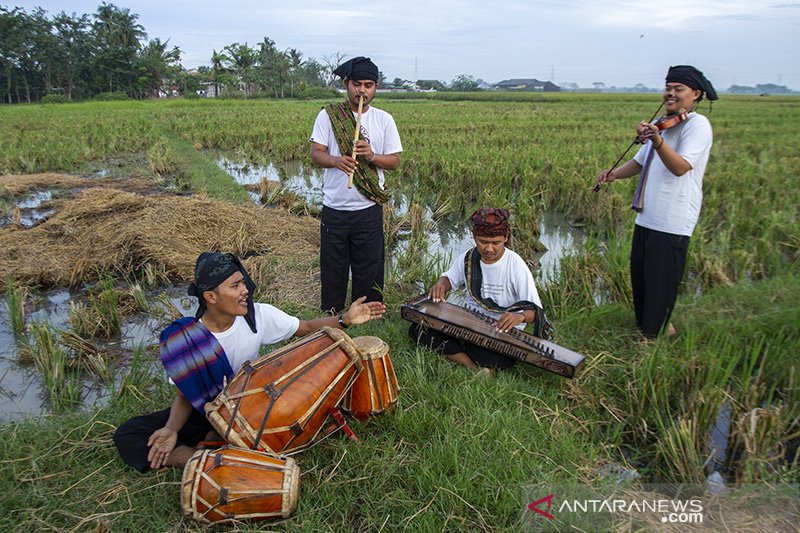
[1,172,164,197]
[1,173,89,195]
[0,187,321,307]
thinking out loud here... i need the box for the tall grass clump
[112,344,159,402]
[25,321,81,410]
[4,277,28,338]
[576,274,800,485]
[69,276,121,339]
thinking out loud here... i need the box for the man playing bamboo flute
[410,208,552,375]
[595,65,717,339]
[310,56,402,313]
[113,252,385,472]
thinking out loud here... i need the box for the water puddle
[217,156,325,206]
[2,190,57,228]
[0,284,193,422]
[215,155,586,282]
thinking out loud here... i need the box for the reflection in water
[0,285,192,422]
[217,155,325,206]
[1,190,57,228]
[215,155,586,284]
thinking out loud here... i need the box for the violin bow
[347,94,364,189]
[593,101,664,192]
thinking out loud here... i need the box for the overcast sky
[10,0,800,90]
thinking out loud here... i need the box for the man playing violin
[595,65,718,339]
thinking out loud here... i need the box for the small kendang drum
[341,336,399,421]
[181,446,299,524]
[206,327,362,454]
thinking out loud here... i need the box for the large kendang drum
[205,327,362,454]
[341,336,399,420]
[181,446,299,523]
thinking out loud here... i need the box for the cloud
[584,0,785,29]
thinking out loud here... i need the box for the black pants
[630,224,689,338]
[320,204,384,313]
[112,407,213,473]
[409,323,516,370]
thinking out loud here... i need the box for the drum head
[353,336,389,359]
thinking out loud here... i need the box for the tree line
[0,3,352,103]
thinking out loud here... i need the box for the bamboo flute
[347,95,364,189]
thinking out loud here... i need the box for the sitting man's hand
[343,296,386,326]
[428,280,449,303]
[147,427,178,469]
[496,311,526,333]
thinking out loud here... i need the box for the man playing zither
[310,56,403,314]
[113,252,385,472]
[409,208,552,375]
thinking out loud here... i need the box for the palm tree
[94,2,145,49]
[286,48,303,97]
[137,38,181,98]
[93,2,146,93]
[210,49,227,97]
[223,42,257,97]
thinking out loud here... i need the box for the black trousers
[320,204,384,313]
[630,224,689,338]
[409,323,516,370]
[112,407,213,473]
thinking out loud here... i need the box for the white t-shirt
[442,248,542,329]
[310,106,403,210]
[633,112,713,237]
[206,303,300,375]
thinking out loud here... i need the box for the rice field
[0,93,798,531]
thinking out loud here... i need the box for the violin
[593,103,690,192]
[635,109,689,144]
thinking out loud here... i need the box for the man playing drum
[409,208,552,376]
[113,252,385,472]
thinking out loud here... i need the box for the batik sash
[159,317,233,412]
[631,142,657,212]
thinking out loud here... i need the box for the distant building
[493,79,561,92]
[416,79,444,91]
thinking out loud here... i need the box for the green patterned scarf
[324,102,389,204]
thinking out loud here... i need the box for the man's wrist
[338,314,349,329]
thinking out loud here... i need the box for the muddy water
[1,157,585,421]
[215,155,586,282]
[0,286,193,422]
[1,190,57,227]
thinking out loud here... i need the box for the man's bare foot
[667,323,677,337]
[479,367,495,378]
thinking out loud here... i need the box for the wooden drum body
[205,327,362,455]
[341,336,399,420]
[181,446,299,523]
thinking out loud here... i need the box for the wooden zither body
[401,295,585,378]
[181,446,299,523]
[205,327,362,455]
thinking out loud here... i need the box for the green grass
[0,95,797,530]
[3,277,28,338]
[1,272,797,530]
[3,95,796,289]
